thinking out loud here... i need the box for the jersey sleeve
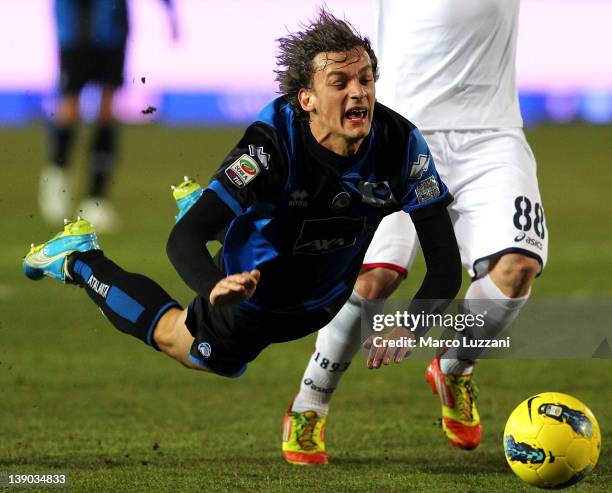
[398,128,452,216]
[205,123,288,215]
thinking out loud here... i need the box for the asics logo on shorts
[514,232,543,250]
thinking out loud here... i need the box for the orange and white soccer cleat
[425,356,482,450]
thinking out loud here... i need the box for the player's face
[299,47,375,156]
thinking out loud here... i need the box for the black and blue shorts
[59,44,126,94]
[184,294,347,378]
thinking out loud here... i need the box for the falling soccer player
[24,10,461,457]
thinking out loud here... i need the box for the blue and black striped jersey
[205,97,451,315]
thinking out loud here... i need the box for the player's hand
[364,325,415,369]
[209,270,260,306]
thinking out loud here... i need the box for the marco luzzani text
[371,311,511,349]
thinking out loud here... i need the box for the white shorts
[363,128,548,279]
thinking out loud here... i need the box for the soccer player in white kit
[282,0,548,464]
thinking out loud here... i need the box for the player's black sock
[66,250,181,350]
[89,124,118,197]
[49,124,76,168]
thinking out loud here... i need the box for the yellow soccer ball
[503,392,600,489]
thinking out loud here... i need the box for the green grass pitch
[0,124,610,492]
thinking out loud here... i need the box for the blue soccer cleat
[171,176,203,222]
[23,217,100,283]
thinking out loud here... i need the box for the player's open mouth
[345,107,368,122]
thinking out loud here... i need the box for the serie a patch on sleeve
[224,154,261,189]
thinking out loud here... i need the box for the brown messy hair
[275,9,378,121]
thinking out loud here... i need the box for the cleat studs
[77,216,81,221]
[31,243,35,248]
[184,175,189,181]
[171,185,175,190]
[63,218,69,225]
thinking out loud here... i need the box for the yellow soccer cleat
[425,356,482,450]
[282,407,328,466]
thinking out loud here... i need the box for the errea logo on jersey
[225,154,260,189]
[410,154,430,179]
[289,189,309,207]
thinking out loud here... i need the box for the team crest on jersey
[410,154,430,179]
[415,175,440,203]
[225,154,260,189]
[198,342,212,358]
[359,181,397,207]
[331,191,351,211]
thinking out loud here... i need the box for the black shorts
[59,45,126,94]
[184,294,348,378]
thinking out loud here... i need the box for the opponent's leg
[441,253,539,373]
[426,253,539,449]
[425,128,547,450]
[283,267,403,465]
[283,211,416,465]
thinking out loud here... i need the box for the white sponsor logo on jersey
[410,154,430,179]
[248,144,270,170]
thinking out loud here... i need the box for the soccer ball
[503,392,600,489]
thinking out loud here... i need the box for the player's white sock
[440,274,529,375]
[291,292,383,416]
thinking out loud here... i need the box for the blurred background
[1,0,611,126]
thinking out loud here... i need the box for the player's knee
[97,88,116,122]
[355,267,404,300]
[491,253,540,298]
[152,308,183,354]
[58,96,79,124]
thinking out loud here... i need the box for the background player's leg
[90,87,117,198]
[40,94,79,224]
[79,86,120,232]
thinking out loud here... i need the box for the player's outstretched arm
[366,203,461,368]
[167,189,235,301]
